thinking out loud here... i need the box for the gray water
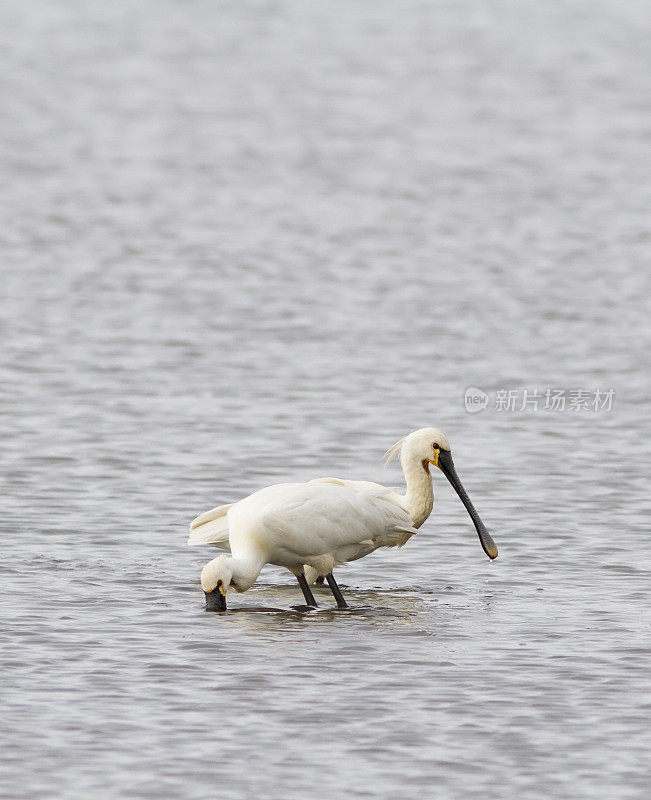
[1,1,650,798]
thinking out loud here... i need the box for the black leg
[296,573,318,607]
[325,573,348,609]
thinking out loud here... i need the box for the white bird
[189,428,497,611]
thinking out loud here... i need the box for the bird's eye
[432,443,439,450]
[217,579,223,587]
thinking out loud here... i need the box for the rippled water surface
[1,1,650,798]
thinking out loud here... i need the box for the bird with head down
[190,428,497,611]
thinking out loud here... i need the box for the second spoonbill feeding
[189,428,497,611]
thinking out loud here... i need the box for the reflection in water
[1,0,650,798]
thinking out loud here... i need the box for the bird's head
[386,427,498,560]
[399,427,452,467]
[201,555,232,611]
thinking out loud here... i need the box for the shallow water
[1,1,650,798]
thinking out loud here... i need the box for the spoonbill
[189,428,497,611]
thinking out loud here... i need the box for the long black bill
[437,449,498,560]
[205,589,227,612]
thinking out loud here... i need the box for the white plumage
[190,479,414,559]
[187,503,232,547]
[189,427,497,609]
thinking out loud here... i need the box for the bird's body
[190,428,498,610]
[235,481,416,578]
[191,478,418,592]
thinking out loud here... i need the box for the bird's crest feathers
[383,436,406,465]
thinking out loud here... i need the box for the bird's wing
[309,476,389,492]
[187,502,233,548]
[260,483,415,561]
[309,477,408,513]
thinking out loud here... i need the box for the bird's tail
[187,503,233,548]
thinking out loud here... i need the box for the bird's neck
[402,456,434,529]
[229,553,266,592]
